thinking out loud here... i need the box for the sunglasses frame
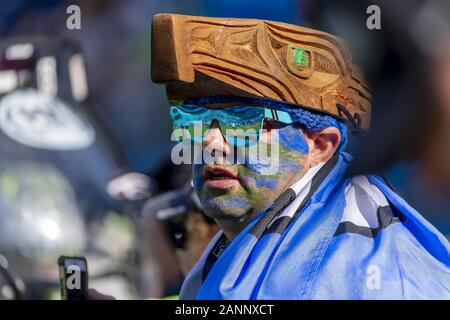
[170,104,296,147]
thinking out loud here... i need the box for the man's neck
[215,210,258,241]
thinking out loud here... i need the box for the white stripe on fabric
[290,162,325,195]
[266,162,324,229]
[271,181,312,222]
[341,175,389,228]
[353,175,389,207]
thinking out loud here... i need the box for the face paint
[278,126,309,154]
[193,124,310,222]
[255,177,278,189]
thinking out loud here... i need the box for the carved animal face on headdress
[151,14,371,128]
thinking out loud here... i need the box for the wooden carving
[151,14,372,129]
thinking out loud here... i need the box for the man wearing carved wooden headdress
[151,14,450,299]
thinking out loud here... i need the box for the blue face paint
[207,197,248,209]
[278,159,302,172]
[278,126,309,154]
[255,177,278,189]
[193,123,311,221]
[193,175,202,189]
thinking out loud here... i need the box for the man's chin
[200,196,250,220]
[199,181,241,200]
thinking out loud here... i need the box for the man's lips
[203,166,239,189]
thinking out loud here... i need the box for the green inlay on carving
[293,47,308,67]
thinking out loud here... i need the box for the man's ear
[304,127,341,166]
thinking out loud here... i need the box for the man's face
[193,119,311,223]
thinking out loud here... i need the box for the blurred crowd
[0,0,449,299]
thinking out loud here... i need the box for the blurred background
[0,0,449,299]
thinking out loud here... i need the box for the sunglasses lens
[170,105,274,147]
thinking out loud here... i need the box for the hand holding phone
[58,256,88,300]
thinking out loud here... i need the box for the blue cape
[180,152,450,299]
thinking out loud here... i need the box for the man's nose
[203,120,233,158]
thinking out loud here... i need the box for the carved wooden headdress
[151,14,372,129]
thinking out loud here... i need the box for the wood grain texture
[151,14,372,128]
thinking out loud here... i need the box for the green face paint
[193,124,310,224]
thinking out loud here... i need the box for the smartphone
[57,256,88,300]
